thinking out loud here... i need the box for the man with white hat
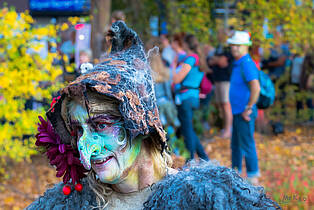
[227,31,261,185]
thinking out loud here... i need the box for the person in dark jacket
[208,47,233,138]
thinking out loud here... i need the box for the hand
[242,108,252,122]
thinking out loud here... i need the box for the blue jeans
[231,108,259,177]
[178,98,209,161]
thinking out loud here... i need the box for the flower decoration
[35,116,88,185]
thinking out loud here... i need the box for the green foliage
[235,0,314,54]
[112,0,160,41]
[167,0,214,42]
[0,8,63,164]
[266,68,314,125]
[172,136,190,159]
[234,0,314,124]
[164,126,190,159]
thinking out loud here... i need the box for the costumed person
[27,21,280,210]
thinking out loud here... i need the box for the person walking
[227,31,261,184]
[172,34,209,161]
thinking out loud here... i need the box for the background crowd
[51,9,313,187]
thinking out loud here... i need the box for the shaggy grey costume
[27,162,280,210]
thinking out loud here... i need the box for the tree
[235,0,314,124]
[235,0,313,53]
[91,0,111,60]
[0,8,63,173]
[166,0,214,43]
[111,0,160,42]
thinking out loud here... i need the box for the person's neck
[187,49,195,55]
[163,42,170,48]
[111,142,165,194]
[177,48,185,54]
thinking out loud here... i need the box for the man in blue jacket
[228,31,261,185]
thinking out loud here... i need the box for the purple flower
[35,116,87,184]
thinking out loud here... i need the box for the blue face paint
[70,102,141,184]
[77,122,127,170]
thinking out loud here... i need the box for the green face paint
[70,102,141,184]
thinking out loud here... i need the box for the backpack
[241,63,275,109]
[257,70,276,109]
[181,54,212,95]
[200,74,212,95]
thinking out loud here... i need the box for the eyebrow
[70,113,121,125]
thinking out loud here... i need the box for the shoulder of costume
[143,161,280,210]
[26,178,97,210]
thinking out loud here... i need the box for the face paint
[70,102,141,184]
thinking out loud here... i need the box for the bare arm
[172,63,192,84]
[267,56,286,67]
[247,79,261,107]
[208,56,219,66]
[242,79,260,121]
[171,55,178,69]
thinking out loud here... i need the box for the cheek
[102,127,127,151]
[231,47,238,54]
[239,47,246,54]
[101,138,127,156]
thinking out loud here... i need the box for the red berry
[63,185,71,195]
[75,183,83,192]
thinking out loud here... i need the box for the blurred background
[0,0,313,209]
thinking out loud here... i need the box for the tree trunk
[91,0,111,60]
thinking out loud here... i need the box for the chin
[98,173,120,184]
[93,159,121,184]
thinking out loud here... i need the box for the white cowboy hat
[227,31,252,46]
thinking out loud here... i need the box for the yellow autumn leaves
[236,0,314,54]
[167,0,213,43]
[0,8,63,163]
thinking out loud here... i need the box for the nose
[77,125,101,170]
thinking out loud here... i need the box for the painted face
[69,101,141,184]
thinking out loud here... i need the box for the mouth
[91,155,114,167]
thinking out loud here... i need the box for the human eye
[116,126,127,145]
[96,122,107,131]
[92,116,121,131]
